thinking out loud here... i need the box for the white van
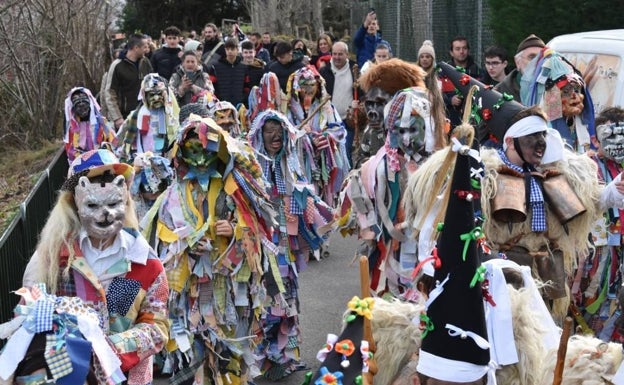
[548,29,624,113]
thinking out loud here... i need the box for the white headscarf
[503,115,564,164]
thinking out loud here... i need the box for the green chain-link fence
[350,0,495,66]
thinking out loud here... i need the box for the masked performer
[142,115,279,385]
[577,107,624,339]
[480,106,624,317]
[521,47,596,153]
[20,149,169,385]
[339,81,443,296]
[130,152,174,221]
[210,100,244,138]
[64,87,117,163]
[355,58,447,167]
[285,66,349,206]
[117,73,179,162]
[248,110,334,379]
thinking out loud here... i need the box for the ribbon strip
[446,324,490,349]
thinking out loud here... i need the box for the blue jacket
[353,25,386,68]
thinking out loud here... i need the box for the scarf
[498,149,546,232]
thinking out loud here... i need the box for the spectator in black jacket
[265,41,305,93]
[208,38,250,107]
[440,36,484,128]
[201,23,226,68]
[150,26,182,80]
[241,40,265,89]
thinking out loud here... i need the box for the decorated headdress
[382,87,435,169]
[306,296,375,385]
[139,73,167,101]
[210,100,242,137]
[359,58,426,95]
[61,149,134,192]
[247,72,285,125]
[520,48,596,149]
[416,126,493,382]
[286,65,328,99]
[438,61,524,144]
[131,152,174,196]
[0,284,125,385]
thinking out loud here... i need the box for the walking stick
[351,63,360,145]
[553,316,574,385]
[360,255,377,385]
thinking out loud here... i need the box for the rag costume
[285,66,349,206]
[116,73,180,162]
[130,152,174,221]
[577,119,624,339]
[143,116,278,385]
[21,149,169,385]
[338,84,439,296]
[0,285,126,385]
[64,87,117,163]
[246,72,286,131]
[521,47,596,152]
[247,110,335,379]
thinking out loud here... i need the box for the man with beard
[64,87,117,163]
[440,36,484,129]
[200,23,226,69]
[480,105,624,318]
[116,73,179,162]
[22,149,169,385]
[103,33,153,130]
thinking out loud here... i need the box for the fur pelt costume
[370,298,424,385]
[369,261,624,385]
[481,147,603,317]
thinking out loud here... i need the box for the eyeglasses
[485,61,502,67]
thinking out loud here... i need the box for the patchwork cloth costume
[63,87,117,163]
[248,110,334,379]
[521,47,596,152]
[285,66,350,206]
[116,73,180,162]
[21,149,169,385]
[0,284,126,385]
[143,115,279,385]
[338,86,438,296]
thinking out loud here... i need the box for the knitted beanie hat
[418,40,436,61]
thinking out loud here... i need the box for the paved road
[155,233,361,385]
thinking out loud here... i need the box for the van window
[558,52,620,113]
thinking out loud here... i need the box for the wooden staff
[351,64,361,155]
[553,316,573,385]
[296,95,332,132]
[360,256,377,385]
